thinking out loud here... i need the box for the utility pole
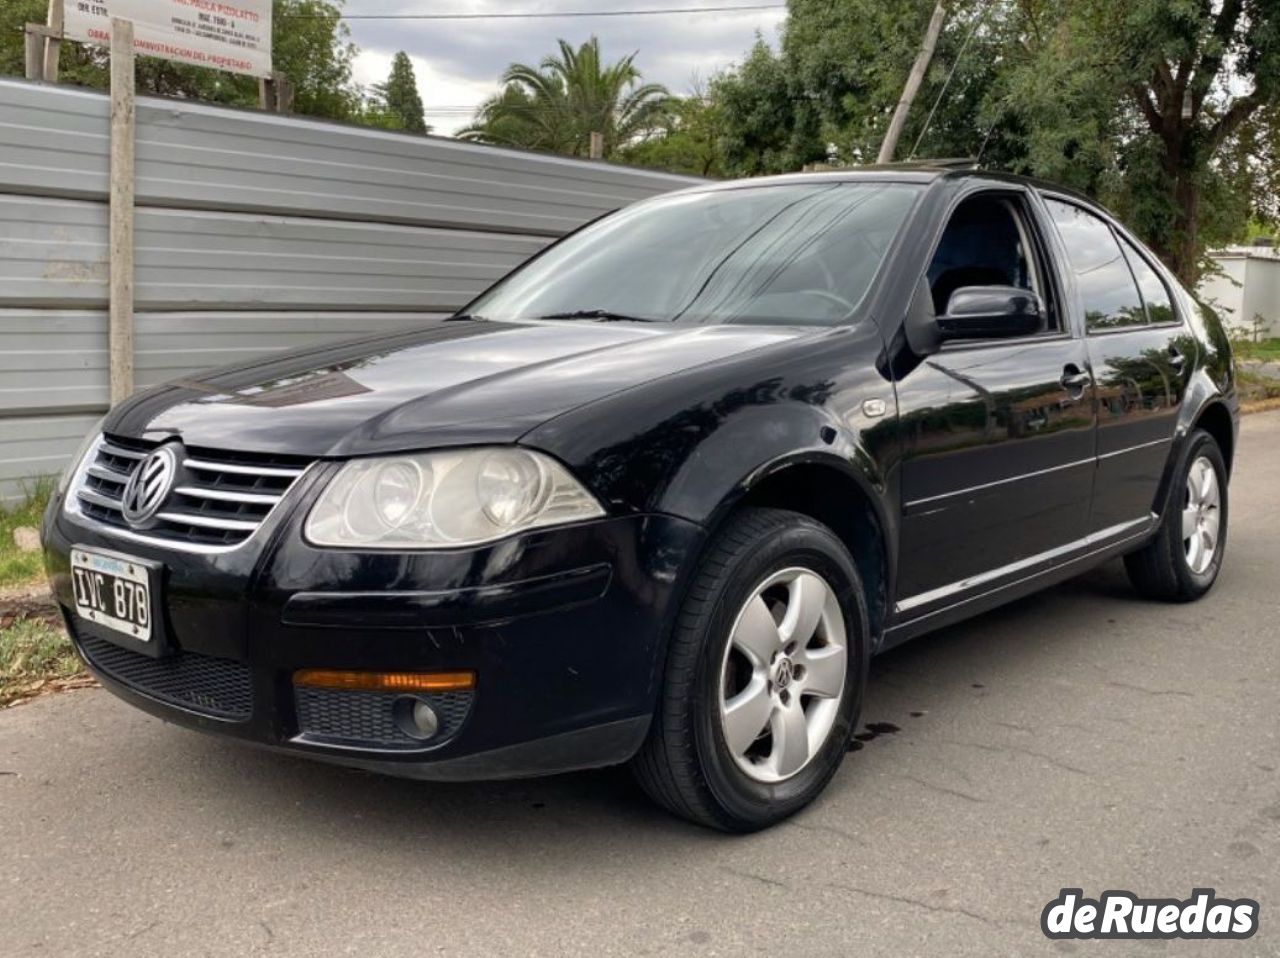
[878,0,947,164]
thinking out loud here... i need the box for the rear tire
[632,507,869,832]
[1124,429,1228,602]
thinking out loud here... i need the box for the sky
[342,1,788,135]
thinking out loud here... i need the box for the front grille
[78,635,253,720]
[75,435,310,549]
[295,687,474,749]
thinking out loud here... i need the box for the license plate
[71,548,153,643]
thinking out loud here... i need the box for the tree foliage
[461,37,670,158]
[620,81,726,177]
[708,38,826,175]
[675,0,1280,283]
[976,0,1280,280]
[368,51,428,133]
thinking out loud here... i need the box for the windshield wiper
[445,313,488,322]
[538,309,660,323]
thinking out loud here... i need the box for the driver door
[892,189,1096,617]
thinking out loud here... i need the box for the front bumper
[44,493,704,779]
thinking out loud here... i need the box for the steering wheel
[805,289,857,314]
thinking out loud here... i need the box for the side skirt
[878,515,1158,652]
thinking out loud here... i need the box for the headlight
[56,418,106,498]
[304,448,605,549]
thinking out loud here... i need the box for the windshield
[465,182,922,327]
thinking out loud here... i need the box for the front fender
[520,324,898,526]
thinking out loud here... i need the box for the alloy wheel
[1182,455,1221,575]
[717,567,847,784]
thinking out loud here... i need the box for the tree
[270,0,363,121]
[1,0,364,123]
[711,38,825,175]
[620,77,725,176]
[369,51,428,133]
[708,4,1000,174]
[982,0,1280,282]
[782,0,996,163]
[719,0,1280,282]
[462,37,670,158]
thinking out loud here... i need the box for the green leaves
[462,36,671,158]
[368,51,429,134]
[703,0,1279,282]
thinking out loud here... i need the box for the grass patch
[1237,368,1280,403]
[0,618,84,708]
[1234,337,1280,363]
[0,481,51,590]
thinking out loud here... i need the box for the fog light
[393,695,440,740]
[412,700,439,737]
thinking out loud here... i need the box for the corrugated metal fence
[0,78,698,502]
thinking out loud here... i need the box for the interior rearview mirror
[937,286,1045,340]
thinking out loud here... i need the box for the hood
[109,319,809,457]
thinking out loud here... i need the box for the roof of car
[680,163,1096,205]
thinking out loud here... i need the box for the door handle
[1060,365,1091,396]
[1168,347,1187,371]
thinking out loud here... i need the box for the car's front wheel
[632,507,868,831]
[1124,428,1228,601]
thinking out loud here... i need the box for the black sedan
[43,166,1237,831]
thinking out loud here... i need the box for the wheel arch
[1192,399,1235,476]
[701,454,896,649]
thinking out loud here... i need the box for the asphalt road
[4,413,1279,958]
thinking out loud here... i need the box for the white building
[1197,241,1280,338]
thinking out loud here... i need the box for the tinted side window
[1119,237,1176,324]
[1045,199,1146,331]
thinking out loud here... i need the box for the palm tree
[462,37,671,158]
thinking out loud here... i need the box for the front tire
[632,508,869,831]
[1124,429,1228,602]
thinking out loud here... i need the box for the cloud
[346,0,785,135]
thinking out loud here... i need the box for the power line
[284,3,785,20]
[907,5,988,160]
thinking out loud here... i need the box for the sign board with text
[64,0,272,77]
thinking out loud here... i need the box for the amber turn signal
[293,669,476,693]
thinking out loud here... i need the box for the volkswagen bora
[44,167,1237,830]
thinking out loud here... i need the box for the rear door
[1042,197,1190,533]
[893,188,1097,615]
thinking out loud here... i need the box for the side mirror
[937,286,1045,340]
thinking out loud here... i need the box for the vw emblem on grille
[121,444,179,527]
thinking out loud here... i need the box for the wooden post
[877,0,947,164]
[276,74,294,112]
[23,23,60,80]
[589,131,604,160]
[109,18,136,405]
[24,26,43,80]
[43,0,64,83]
[258,75,276,111]
[259,73,292,112]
